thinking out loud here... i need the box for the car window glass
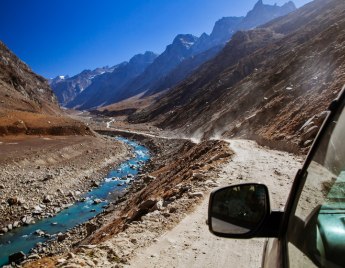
[287,102,345,268]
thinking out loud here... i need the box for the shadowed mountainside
[104,0,296,105]
[66,52,158,110]
[130,0,345,152]
[49,66,115,106]
[0,41,92,136]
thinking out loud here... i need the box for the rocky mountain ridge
[54,0,296,110]
[0,41,58,114]
[191,0,296,54]
[113,0,296,104]
[130,0,345,152]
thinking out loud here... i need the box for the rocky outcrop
[191,0,296,55]
[0,41,59,114]
[87,139,233,243]
[240,0,296,29]
[0,41,92,136]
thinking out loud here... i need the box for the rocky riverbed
[0,134,130,236]
[22,138,303,268]
[20,132,233,268]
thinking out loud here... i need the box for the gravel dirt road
[128,139,303,268]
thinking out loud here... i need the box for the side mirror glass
[208,183,270,237]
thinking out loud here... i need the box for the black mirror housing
[208,183,273,239]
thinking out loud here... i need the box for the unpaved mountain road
[128,139,303,268]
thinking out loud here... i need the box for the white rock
[189,192,204,198]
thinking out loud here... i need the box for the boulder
[9,251,26,264]
[205,180,219,187]
[17,198,24,206]
[43,195,53,203]
[139,199,157,210]
[189,192,204,198]
[151,200,164,211]
[91,180,100,187]
[67,191,75,199]
[57,258,66,264]
[67,252,75,259]
[130,208,147,221]
[143,175,156,184]
[93,198,102,205]
[57,232,68,242]
[34,229,45,236]
[57,189,64,195]
[75,190,81,196]
[21,215,34,225]
[43,174,53,181]
[7,197,18,206]
[192,173,204,181]
[27,254,40,260]
[85,222,97,236]
[53,207,61,213]
[32,205,43,215]
[169,207,177,213]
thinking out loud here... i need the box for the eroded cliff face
[0,41,91,136]
[0,41,59,114]
[130,0,345,152]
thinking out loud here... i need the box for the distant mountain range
[51,0,296,110]
[49,66,115,105]
[66,51,158,109]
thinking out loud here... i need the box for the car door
[282,87,345,267]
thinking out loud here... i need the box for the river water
[0,137,150,267]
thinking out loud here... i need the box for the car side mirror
[208,183,271,238]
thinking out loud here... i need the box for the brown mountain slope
[0,41,91,135]
[130,0,345,152]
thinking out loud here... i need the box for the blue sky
[0,0,312,78]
